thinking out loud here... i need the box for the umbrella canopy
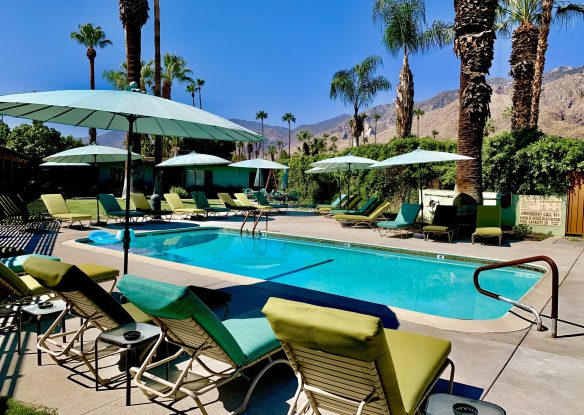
[0,88,265,274]
[229,158,289,170]
[43,144,142,163]
[39,162,91,167]
[311,153,377,170]
[156,151,231,167]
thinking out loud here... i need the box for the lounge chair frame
[335,202,391,229]
[40,194,92,230]
[130,315,291,415]
[0,194,56,232]
[281,341,454,415]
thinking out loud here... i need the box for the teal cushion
[377,221,410,229]
[223,309,280,364]
[0,254,60,273]
[117,274,246,365]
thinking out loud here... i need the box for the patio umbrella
[0,88,265,274]
[230,158,288,191]
[157,151,231,199]
[369,148,474,225]
[39,162,92,167]
[305,166,346,197]
[311,154,377,212]
[44,144,142,226]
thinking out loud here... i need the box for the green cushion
[423,225,450,233]
[378,203,420,229]
[223,309,280,364]
[0,246,26,259]
[51,213,92,220]
[117,274,246,365]
[476,205,501,228]
[22,257,133,326]
[475,227,502,236]
[41,194,70,215]
[98,194,122,214]
[0,254,60,273]
[385,329,451,414]
[192,192,211,209]
[262,298,405,415]
[0,261,33,296]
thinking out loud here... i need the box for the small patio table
[425,393,506,415]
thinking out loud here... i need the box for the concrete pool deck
[1,209,583,414]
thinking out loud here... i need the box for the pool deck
[1,209,583,414]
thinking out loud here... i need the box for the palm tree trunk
[510,22,539,131]
[530,0,554,128]
[396,54,414,138]
[153,0,163,170]
[288,122,291,156]
[374,120,377,144]
[453,0,498,205]
[198,89,202,109]
[125,25,142,155]
[162,81,171,100]
[88,54,97,144]
[191,93,195,107]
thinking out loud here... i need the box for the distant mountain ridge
[86,65,584,149]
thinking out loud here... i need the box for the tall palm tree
[186,83,196,106]
[530,2,584,127]
[296,130,312,156]
[413,108,425,136]
[373,0,452,138]
[195,78,205,109]
[267,145,277,161]
[454,0,498,204]
[153,0,162,167]
[70,23,112,144]
[276,140,284,154]
[431,129,439,139]
[162,53,194,100]
[102,60,152,91]
[255,110,268,157]
[372,113,381,143]
[282,113,296,156]
[330,55,391,147]
[119,0,149,154]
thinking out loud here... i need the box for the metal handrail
[473,256,559,337]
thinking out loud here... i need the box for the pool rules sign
[518,196,563,227]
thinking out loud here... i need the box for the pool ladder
[239,210,268,236]
[473,256,559,338]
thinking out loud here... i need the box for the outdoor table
[425,393,506,415]
[21,299,67,365]
[94,322,161,406]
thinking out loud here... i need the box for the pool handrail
[473,255,559,337]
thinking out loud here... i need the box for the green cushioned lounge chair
[22,257,146,385]
[164,193,207,219]
[130,193,173,221]
[334,201,391,229]
[319,195,361,214]
[191,191,231,215]
[41,194,92,229]
[253,190,288,212]
[0,253,60,274]
[377,203,421,237]
[263,298,455,415]
[472,205,503,246]
[99,193,145,223]
[235,192,273,212]
[0,194,56,231]
[423,205,458,243]
[315,194,347,210]
[330,196,380,216]
[217,192,259,215]
[117,274,290,414]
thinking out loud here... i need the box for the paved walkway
[1,210,583,414]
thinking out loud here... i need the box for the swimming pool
[85,228,543,320]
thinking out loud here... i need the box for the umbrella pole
[419,166,424,228]
[347,164,351,213]
[123,115,137,275]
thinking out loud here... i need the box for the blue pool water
[88,228,543,320]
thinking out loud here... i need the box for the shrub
[512,224,532,240]
[169,186,188,198]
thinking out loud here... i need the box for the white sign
[518,196,562,227]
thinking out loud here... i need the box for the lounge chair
[130,193,173,221]
[0,194,55,231]
[330,196,380,216]
[263,298,455,415]
[41,194,92,229]
[99,193,145,223]
[472,205,503,246]
[217,193,260,215]
[190,191,231,215]
[377,203,422,237]
[116,274,291,414]
[319,195,360,214]
[235,192,273,212]
[315,194,347,211]
[0,253,59,273]
[423,205,458,243]
[253,190,288,212]
[21,257,147,385]
[334,201,391,228]
[163,193,206,219]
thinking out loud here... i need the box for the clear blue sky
[1,0,582,137]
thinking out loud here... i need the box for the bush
[512,224,532,240]
[169,186,188,198]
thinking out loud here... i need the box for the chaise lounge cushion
[422,225,449,233]
[0,254,60,273]
[474,227,502,236]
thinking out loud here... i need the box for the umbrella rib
[105,113,117,130]
[45,107,81,124]
[197,124,226,141]
[72,109,100,127]
[16,104,54,118]
[153,118,168,136]
[0,102,30,112]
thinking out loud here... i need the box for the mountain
[86,66,584,149]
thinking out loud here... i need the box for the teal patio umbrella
[40,162,92,167]
[44,144,142,225]
[369,148,474,225]
[0,88,265,273]
[230,158,289,191]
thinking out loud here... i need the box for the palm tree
[153,0,162,167]
[162,53,194,100]
[119,0,150,154]
[329,135,338,152]
[102,60,152,91]
[530,2,584,127]
[330,56,391,147]
[373,0,452,138]
[267,145,277,161]
[297,130,312,156]
[256,110,268,157]
[454,0,498,204]
[282,113,296,156]
[186,83,196,106]
[431,129,439,139]
[140,59,154,92]
[70,23,112,144]
[413,108,425,136]
[372,113,381,143]
[276,140,284,154]
[195,79,205,109]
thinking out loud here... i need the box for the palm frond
[555,3,584,27]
